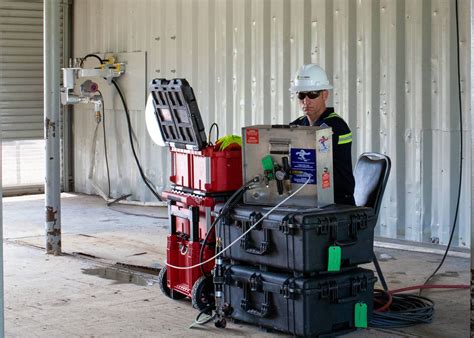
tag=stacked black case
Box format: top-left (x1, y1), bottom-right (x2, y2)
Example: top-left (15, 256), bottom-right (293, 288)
top-left (223, 265), bottom-right (375, 337)
top-left (222, 204), bottom-right (376, 273)
top-left (218, 203), bottom-right (377, 337)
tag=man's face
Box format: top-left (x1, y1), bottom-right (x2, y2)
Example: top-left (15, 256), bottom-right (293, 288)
top-left (298, 90), bottom-right (328, 121)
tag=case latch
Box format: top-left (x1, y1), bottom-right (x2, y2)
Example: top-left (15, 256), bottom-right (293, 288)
top-left (320, 281), bottom-right (339, 302)
top-left (249, 273), bottom-right (263, 292)
top-left (328, 281), bottom-right (339, 302)
top-left (351, 277), bottom-right (368, 296)
top-left (316, 216), bottom-right (338, 236)
top-left (351, 213), bottom-right (368, 234)
top-left (317, 217), bottom-right (330, 235)
top-left (249, 211), bottom-right (263, 230)
top-left (279, 214), bottom-right (295, 234)
top-left (280, 281), bottom-right (294, 299)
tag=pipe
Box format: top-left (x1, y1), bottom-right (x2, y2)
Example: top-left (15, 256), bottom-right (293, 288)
top-left (44, 0), bottom-right (61, 255)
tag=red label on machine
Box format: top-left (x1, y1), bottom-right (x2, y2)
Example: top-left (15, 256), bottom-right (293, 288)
top-left (246, 128), bottom-right (259, 144)
top-left (322, 169), bottom-right (331, 189)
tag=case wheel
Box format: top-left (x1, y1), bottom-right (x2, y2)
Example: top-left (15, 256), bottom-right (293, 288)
top-left (158, 266), bottom-right (186, 300)
top-left (214, 317), bottom-right (226, 328)
top-left (191, 275), bottom-right (215, 310)
top-left (222, 303), bottom-right (233, 316)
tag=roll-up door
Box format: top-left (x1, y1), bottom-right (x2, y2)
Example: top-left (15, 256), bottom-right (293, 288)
top-left (0, 0), bottom-right (45, 140)
top-left (0, 0), bottom-right (67, 193)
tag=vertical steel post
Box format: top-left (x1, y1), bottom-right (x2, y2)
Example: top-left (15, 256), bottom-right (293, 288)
top-left (44, 0), bottom-right (61, 255)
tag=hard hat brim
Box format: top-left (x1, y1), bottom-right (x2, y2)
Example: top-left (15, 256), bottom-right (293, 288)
top-left (289, 84), bottom-right (333, 93)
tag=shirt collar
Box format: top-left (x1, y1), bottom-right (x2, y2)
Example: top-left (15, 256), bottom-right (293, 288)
top-left (312, 107), bottom-right (334, 126)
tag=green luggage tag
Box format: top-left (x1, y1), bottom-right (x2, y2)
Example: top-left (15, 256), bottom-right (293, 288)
top-left (327, 245), bottom-right (341, 272)
top-left (354, 302), bottom-right (368, 328)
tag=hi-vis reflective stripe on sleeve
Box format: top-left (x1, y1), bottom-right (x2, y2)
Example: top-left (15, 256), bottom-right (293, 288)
top-left (338, 132), bottom-right (352, 144)
top-left (325, 113), bottom-right (340, 119)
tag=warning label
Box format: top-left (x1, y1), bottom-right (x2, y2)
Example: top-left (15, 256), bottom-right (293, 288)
top-left (290, 148), bottom-right (316, 185)
top-left (322, 168), bottom-right (331, 189)
top-left (246, 128), bottom-right (259, 144)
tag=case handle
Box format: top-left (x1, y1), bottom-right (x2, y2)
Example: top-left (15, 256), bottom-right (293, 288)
top-left (328, 217), bottom-right (359, 247)
top-left (240, 227), bottom-right (269, 255)
top-left (245, 303), bottom-right (269, 317)
top-left (322, 278), bottom-right (368, 303)
top-left (333, 213), bottom-right (369, 245)
top-left (241, 284), bottom-right (270, 318)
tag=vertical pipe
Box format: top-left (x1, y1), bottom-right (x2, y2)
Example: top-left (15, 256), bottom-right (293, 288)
top-left (62, 0), bottom-right (73, 192)
top-left (44, 0), bottom-right (61, 255)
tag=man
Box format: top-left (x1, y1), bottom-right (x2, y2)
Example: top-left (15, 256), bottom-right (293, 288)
top-left (289, 64), bottom-right (355, 205)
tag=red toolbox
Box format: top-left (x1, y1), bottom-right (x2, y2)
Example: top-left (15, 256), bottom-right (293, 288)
top-left (148, 79), bottom-right (242, 195)
top-left (162, 189), bottom-right (229, 241)
top-left (166, 235), bottom-right (214, 293)
top-left (170, 146), bottom-right (242, 194)
top-left (159, 189), bottom-right (232, 309)
top-left (159, 234), bottom-right (215, 309)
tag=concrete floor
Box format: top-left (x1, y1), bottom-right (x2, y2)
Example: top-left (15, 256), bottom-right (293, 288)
top-left (3, 193), bottom-right (470, 337)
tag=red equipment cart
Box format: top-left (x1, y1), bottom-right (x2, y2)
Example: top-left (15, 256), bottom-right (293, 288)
top-left (149, 79), bottom-right (242, 309)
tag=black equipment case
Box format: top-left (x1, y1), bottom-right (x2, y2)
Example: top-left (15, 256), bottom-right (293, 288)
top-left (223, 264), bottom-right (376, 337)
top-left (220, 204), bottom-right (377, 274)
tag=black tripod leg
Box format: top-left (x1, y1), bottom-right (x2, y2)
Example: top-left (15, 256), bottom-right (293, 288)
top-left (373, 251), bottom-right (388, 292)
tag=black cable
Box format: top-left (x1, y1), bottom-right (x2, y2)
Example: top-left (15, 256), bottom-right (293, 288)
top-left (198, 177), bottom-right (258, 276)
top-left (422, 0), bottom-right (463, 288)
top-left (97, 90), bottom-right (111, 198)
top-left (107, 204), bottom-right (168, 219)
top-left (80, 54), bottom-right (103, 67)
top-left (208, 123), bottom-right (219, 145)
top-left (198, 186), bottom-right (246, 276)
top-left (373, 253), bottom-right (388, 292)
top-left (111, 79), bottom-right (163, 202)
top-left (370, 293), bottom-right (434, 328)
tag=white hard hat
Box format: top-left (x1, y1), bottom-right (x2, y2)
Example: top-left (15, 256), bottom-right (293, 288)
top-left (290, 64), bottom-right (333, 93)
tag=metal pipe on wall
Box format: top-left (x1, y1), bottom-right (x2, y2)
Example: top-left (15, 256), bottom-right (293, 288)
top-left (44, 0), bottom-right (61, 255)
top-left (61, 0), bottom-right (73, 192)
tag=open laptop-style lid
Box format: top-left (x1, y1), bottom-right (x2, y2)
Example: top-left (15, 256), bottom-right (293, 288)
top-left (148, 78), bottom-right (207, 150)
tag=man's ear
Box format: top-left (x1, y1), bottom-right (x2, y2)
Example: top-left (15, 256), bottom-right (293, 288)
top-left (322, 90), bottom-right (329, 101)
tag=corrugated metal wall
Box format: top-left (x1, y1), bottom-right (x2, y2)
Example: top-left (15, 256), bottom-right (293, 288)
top-left (72, 0), bottom-right (471, 248)
top-left (471, 0), bottom-right (474, 265)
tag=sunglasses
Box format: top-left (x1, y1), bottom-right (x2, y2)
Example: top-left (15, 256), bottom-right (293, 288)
top-left (297, 91), bottom-right (323, 100)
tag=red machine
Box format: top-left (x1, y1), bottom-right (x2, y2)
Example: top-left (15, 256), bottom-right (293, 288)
top-left (149, 79), bottom-right (242, 310)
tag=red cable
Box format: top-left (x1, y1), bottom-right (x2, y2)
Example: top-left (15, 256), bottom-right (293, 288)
top-left (374, 290), bottom-right (392, 312)
top-left (389, 284), bottom-right (469, 294)
top-left (373, 284), bottom-right (469, 312)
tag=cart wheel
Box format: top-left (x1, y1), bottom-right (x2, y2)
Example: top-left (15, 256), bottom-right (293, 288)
top-left (214, 317), bottom-right (227, 328)
top-left (158, 266), bottom-right (186, 300)
top-left (191, 275), bottom-right (215, 310)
